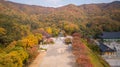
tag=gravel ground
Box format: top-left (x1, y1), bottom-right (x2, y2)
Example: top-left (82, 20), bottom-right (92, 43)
top-left (40, 38), bottom-right (77, 67)
top-left (104, 58), bottom-right (120, 67)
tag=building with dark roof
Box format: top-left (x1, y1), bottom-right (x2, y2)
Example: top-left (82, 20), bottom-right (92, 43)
top-left (100, 32), bottom-right (120, 42)
top-left (99, 43), bottom-right (116, 55)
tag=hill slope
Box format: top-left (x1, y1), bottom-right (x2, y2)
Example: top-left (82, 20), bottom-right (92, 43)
top-left (0, 0), bottom-right (120, 67)
top-left (0, 0), bottom-right (120, 22)
top-left (0, 0), bottom-right (120, 42)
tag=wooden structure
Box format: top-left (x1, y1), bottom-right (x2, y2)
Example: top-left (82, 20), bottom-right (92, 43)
top-left (100, 32), bottom-right (120, 42)
top-left (98, 32), bottom-right (120, 55)
top-left (99, 43), bottom-right (116, 55)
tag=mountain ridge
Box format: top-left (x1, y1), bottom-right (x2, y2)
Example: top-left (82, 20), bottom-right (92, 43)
top-left (1, 0), bottom-right (120, 8)
top-left (0, 0), bottom-right (120, 15)
top-left (0, 0), bottom-right (120, 46)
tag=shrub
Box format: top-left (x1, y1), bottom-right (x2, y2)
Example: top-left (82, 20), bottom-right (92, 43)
top-left (26, 46), bottom-right (39, 63)
top-left (72, 36), bottom-right (93, 67)
top-left (64, 38), bottom-right (72, 45)
top-left (87, 43), bottom-right (100, 54)
top-left (0, 49), bottom-right (29, 67)
top-left (0, 51), bottom-right (22, 67)
top-left (43, 39), bottom-right (54, 44)
top-left (4, 41), bottom-right (16, 53)
top-left (72, 33), bottom-right (110, 67)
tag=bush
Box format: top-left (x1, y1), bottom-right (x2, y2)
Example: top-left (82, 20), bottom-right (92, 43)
top-left (0, 33), bottom-right (39, 67)
top-left (87, 43), bottom-right (100, 54)
top-left (64, 38), bottom-right (72, 45)
top-left (0, 49), bottom-right (29, 67)
top-left (0, 51), bottom-right (22, 67)
top-left (43, 39), bottom-right (54, 44)
top-left (4, 41), bottom-right (16, 53)
top-left (15, 50), bottom-right (29, 62)
top-left (72, 34), bottom-right (110, 67)
top-left (26, 46), bottom-right (39, 63)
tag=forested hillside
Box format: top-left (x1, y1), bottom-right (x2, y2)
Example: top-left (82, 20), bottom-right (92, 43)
top-left (0, 0), bottom-right (120, 66)
top-left (0, 0), bottom-right (120, 39)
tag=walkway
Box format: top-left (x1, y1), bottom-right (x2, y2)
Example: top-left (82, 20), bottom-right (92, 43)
top-left (40, 37), bottom-right (77, 67)
top-left (105, 58), bottom-right (120, 67)
top-left (29, 51), bottom-right (46, 67)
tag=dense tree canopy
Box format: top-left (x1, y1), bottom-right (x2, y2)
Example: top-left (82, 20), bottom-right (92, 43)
top-left (0, 0), bottom-right (120, 66)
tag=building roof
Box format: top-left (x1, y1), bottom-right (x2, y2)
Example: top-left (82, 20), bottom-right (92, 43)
top-left (100, 32), bottom-right (120, 39)
top-left (99, 43), bottom-right (116, 52)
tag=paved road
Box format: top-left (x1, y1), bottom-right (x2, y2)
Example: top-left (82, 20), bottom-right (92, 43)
top-left (40, 38), bottom-right (77, 67)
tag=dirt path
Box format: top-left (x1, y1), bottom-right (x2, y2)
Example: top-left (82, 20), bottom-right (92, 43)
top-left (29, 51), bottom-right (46, 67)
top-left (39, 38), bottom-right (77, 67)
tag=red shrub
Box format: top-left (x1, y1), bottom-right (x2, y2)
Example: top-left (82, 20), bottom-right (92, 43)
top-left (72, 34), bottom-right (93, 67)
top-left (27, 46), bottom-right (39, 63)
top-left (72, 33), bottom-right (81, 37)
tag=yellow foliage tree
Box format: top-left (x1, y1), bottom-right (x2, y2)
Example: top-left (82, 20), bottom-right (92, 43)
top-left (0, 51), bottom-right (22, 67)
top-left (45, 27), bottom-right (52, 34)
top-left (35, 33), bottom-right (42, 41)
top-left (5, 41), bottom-right (17, 52)
top-left (21, 34), bottom-right (38, 48)
top-left (52, 28), bottom-right (60, 37)
top-left (0, 27), bottom-right (6, 35)
top-left (64, 22), bottom-right (79, 34)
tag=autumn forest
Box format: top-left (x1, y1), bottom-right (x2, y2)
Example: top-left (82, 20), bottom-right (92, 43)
top-left (0, 0), bottom-right (120, 67)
